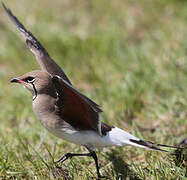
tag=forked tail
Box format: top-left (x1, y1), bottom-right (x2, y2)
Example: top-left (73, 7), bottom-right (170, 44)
top-left (107, 127), bottom-right (184, 152)
top-left (129, 139), bottom-right (182, 152)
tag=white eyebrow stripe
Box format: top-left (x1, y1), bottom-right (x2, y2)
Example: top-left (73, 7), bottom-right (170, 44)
top-left (27, 78), bottom-right (35, 83)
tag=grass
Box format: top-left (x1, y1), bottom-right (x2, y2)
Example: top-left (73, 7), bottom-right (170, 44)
top-left (0, 0), bottom-right (187, 179)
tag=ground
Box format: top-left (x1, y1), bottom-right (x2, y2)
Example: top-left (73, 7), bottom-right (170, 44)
top-left (0, 0), bottom-right (186, 179)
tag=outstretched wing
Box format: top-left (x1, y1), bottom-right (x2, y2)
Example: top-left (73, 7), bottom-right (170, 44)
top-left (2, 3), bottom-right (71, 84)
top-left (52, 76), bottom-right (105, 135)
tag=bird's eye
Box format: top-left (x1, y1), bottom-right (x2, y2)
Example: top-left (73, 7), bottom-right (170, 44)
top-left (25, 76), bottom-right (35, 83)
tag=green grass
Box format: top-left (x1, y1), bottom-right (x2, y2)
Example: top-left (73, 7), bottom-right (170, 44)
top-left (0, 0), bottom-right (187, 179)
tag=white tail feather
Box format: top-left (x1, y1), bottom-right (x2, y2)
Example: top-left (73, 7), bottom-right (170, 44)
top-left (101, 127), bottom-right (148, 148)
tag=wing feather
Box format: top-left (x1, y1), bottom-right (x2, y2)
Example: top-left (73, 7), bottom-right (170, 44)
top-left (2, 3), bottom-right (71, 84)
top-left (52, 76), bottom-right (103, 135)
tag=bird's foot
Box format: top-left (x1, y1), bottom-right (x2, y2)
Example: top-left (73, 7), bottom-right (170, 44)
top-left (55, 153), bottom-right (73, 164)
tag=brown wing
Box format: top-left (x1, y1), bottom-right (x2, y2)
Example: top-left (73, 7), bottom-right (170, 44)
top-left (101, 123), bottom-right (114, 136)
top-left (52, 76), bottom-right (104, 135)
top-left (2, 3), bottom-right (71, 84)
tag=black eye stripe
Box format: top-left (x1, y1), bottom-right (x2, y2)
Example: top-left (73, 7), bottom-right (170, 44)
top-left (25, 76), bottom-right (35, 83)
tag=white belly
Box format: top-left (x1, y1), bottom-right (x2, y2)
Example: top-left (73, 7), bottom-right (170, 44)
top-left (46, 127), bottom-right (141, 149)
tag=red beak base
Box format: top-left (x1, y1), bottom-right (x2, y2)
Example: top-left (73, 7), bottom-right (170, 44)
top-left (10, 78), bottom-right (24, 84)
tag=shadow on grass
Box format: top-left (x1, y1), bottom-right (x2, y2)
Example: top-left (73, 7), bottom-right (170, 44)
top-left (174, 138), bottom-right (187, 177)
top-left (106, 150), bottom-right (142, 180)
top-left (51, 166), bottom-right (71, 180)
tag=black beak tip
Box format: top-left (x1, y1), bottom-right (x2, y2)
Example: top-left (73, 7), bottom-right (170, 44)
top-left (10, 78), bottom-right (19, 83)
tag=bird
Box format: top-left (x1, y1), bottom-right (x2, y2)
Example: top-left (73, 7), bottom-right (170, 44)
top-left (3, 3), bottom-right (182, 179)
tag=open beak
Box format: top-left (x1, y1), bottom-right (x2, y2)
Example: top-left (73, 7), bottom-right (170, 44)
top-left (10, 78), bottom-right (24, 84)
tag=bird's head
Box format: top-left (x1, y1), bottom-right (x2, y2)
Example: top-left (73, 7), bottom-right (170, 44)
top-left (10, 70), bottom-right (56, 100)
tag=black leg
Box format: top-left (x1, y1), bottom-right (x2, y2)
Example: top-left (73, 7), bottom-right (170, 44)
top-left (55, 152), bottom-right (91, 163)
top-left (55, 147), bottom-right (104, 179)
top-left (88, 149), bottom-right (104, 179)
